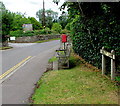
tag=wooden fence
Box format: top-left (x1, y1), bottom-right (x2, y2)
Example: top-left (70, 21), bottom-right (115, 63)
top-left (100, 47), bottom-right (116, 80)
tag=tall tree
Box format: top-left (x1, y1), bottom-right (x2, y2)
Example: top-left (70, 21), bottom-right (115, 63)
top-left (46, 9), bottom-right (58, 29)
top-left (36, 9), bottom-right (58, 29)
top-left (0, 1), bottom-right (5, 10)
top-left (36, 9), bottom-right (43, 24)
top-left (11, 12), bottom-right (31, 31)
top-left (53, 0), bottom-right (60, 5)
top-left (58, 12), bottom-right (68, 29)
top-left (1, 2), bottom-right (14, 47)
top-left (28, 17), bottom-right (42, 30)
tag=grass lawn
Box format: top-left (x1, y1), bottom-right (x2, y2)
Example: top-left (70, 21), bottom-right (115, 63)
top-left (31, 55), bottom-right (119, 104)
top-left (34, 38), bottom-right (60, 43)
top-left (0, 46), bottom-right (13, 50)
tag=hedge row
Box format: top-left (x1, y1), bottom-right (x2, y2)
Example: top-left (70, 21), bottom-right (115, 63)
top-left (10, 29), bottom-right (70, 37)
top-left (71, 15), bottom-right (120, 72)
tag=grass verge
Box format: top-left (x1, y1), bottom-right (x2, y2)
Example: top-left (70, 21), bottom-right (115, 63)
top-left (0, 46), bottom-right (13, 50)
top-left (34, 38), bottom-right (60, 43)
top-left (31, 54), bottom-right (119, 104)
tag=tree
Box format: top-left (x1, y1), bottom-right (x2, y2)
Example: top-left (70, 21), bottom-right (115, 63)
top-left (1, 2), bottom-right (14, 47)
top-left (46, 9), bottom-right (58, 29)
top-left (53, 0), bottom-right (60, 5)
top-left (36, 9), bottom-right (43, 24)
top-left (36, 9), bottom-right (58, 29)
top-left (52, 23), bottom-right (62, 33)
top-left (11, 12), bottom-right (31, 31)
top-left (0, 1), bottom-right (5, 10)
top-left (28, 17), bottom-right (42, 30)
top-left (58, 12), bottom-right (68, 29)
top-left (0, 2), bottom-right (4, 44)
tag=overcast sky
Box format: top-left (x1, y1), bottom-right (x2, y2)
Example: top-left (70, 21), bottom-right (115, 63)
top-left (1, 0), bottom-right (66, 19)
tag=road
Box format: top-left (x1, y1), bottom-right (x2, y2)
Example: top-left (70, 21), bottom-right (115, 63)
top-left (1, 40), bottom-right (60, 104)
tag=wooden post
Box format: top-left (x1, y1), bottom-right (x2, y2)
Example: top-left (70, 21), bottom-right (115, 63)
top-left (102, 47), bottom-right (106, 75)
top-left (111, 50), bottom-right (115, 80)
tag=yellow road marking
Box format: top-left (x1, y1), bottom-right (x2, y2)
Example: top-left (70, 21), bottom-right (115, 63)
top-left (0, 56), bottom-right (32, 79)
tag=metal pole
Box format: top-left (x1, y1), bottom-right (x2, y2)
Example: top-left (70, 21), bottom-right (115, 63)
top-left (64, 43), bottom-right (65, 50)
top-left (43, 0), bottom-right (45, 28)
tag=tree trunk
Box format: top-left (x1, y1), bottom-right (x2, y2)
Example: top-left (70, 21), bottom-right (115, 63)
top-left (2, 40), bottom-right (8, 47)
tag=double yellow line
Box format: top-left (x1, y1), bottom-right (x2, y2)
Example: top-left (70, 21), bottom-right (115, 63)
top-left (0, 56), bottom-right (32, 80)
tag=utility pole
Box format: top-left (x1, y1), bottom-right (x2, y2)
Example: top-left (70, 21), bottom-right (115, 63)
top-left (43, 0), bottom-right (45, 28)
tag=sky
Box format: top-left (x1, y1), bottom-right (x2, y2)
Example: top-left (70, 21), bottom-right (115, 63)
top-left (1, 0), bottom-right (66, 19)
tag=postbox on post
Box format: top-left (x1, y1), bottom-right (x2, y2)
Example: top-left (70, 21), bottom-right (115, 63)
top-left (61, 34), bottom-right (67, 50)
top-left (61, 34), bottom-right (67, 43)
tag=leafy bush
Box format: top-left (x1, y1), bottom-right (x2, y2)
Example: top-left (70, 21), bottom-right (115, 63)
top-left (52, 23), bottom-right (62, 33)
top-left (60, 29), bottom-right (70, 34)
top-left (70, 15), bottom-right (120, 73)
top-left (10, 28), bottom-right (54, 37)
top-left (51, 30), bottom-right (58, 34)
top-left (22, 31), bottom-right (34, 36)
top-left (39, 29), bottom-right (46, 34)
top-left (69, 55), bottom-right (81, 68)
top-left (10, 30), bottom-right (23, 37)
top-left (34, 28), bottom-right (52, 35)
top-left (65, 23), bottom-right (71, 30)
top-left (48, 56), bottom-right (58, 63)
top-left (44, 27), bottom-right (52, 34)
top-left (10, 30), bottom-right (35, 37)
top-left (34, 30), bottom-right (42, 35)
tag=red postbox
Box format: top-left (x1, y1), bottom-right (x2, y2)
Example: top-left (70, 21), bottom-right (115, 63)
top-left (61, 34), bottom-right (67, 43)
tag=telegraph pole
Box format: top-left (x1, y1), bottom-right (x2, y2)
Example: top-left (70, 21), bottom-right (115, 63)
top-left (43, 0), bottom-right (45, 28)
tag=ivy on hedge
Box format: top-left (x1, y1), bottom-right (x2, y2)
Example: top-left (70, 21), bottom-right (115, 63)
top-left (70, 14), bottom-right (120, 72)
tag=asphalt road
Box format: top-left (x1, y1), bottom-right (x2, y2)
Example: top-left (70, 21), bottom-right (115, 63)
top-left (1, 40), bottom-right (60, 104)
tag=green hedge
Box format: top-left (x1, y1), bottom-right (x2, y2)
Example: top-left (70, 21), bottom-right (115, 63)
top-left (10, 30), bottom-right (35, 37)
top-left (71, 15), bottom-right (120, 73)
top-left (10, 30), bottom-right (23, 37)
top-left (10, 28), bottom-right (52, 37)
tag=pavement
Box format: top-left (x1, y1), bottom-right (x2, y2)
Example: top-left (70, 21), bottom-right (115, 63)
top-left (1, 40), bottom-right (60, 104)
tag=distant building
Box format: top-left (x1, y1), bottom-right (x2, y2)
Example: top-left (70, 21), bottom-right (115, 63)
top-left (22, 24), bottom-right (33, 32)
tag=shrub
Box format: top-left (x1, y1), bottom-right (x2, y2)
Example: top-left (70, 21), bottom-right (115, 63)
top-left (34, 30), bottom-right (42, 35)
top-left (10, 30), bottom-right (23, 37)
top-left (52, 23), bottom-right (62, 34)
top-left (35, 28), bottom-right (52, 35)
top-left (51, 30), bottom-right (58, 34)
top-left (10, 30), bottom-right (34, 37)
top-left (39, 29), bottom-right (46, 34)
top-left (10, 27), bottom-right (59, 37)
top-left (60, 29), bottom-right (70, 34)
top-left (65, 23), bottom-right (71, 30)
top-left (23, 31), bottom-right (34, 36)
top-left (71, 15), bottom-right (120, 73)
top-left (44, 27), bottom-right (51, 34)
